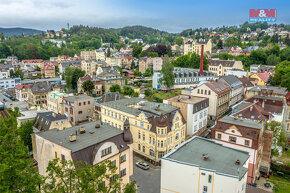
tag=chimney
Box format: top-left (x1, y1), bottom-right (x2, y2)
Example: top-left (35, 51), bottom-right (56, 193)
top-left (80, 126), bottom-right (86, 134)
top-left (250, 106), bottom-right (253, 111)
top-left (69, 133), bottom-right (77, 142)
top-left (200, 45), bottom-right (204, 76)
top-left (189, 95), bottom-right (192, 99)
top-left (262, 100), bottom-right (265, 108)
top-left (235, 160), bottom-right (240, 165)
top-left (95, 123), bottom-right (100, 128)
top-left (202, 153), bottom-right (209, 160)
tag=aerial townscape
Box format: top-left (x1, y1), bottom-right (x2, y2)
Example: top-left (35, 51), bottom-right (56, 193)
top-left (0, 1), bottom-right (290, 193)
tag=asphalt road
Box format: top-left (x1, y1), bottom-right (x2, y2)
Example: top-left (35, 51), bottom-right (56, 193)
top-left (131, 158), bottom-right (161, 193)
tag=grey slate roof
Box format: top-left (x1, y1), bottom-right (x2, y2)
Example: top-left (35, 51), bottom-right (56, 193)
top-left (102, 98), bottom-right (178, 117)
top-left (163, 136), bottom-right (249, 180)
top-left (36, 121), bottom-right (123, 153)
top-left (95, 92), bottom-right (125, 104)
top-left (34, 112), bottom-right (68, 132)
top-left (29, 81), bottom-right (53, 94)
top-left (219, 115), bottom-right (263, 129)
top-left (220, 75), bottom-right (243, 88)
top-left (249, 85), bottom-right (288, 95)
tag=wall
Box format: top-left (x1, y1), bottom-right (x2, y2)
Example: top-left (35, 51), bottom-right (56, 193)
top-left (161, 159), bottom-right (247, 193)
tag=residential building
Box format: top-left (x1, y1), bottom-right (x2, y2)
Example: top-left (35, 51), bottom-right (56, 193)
top-left (139, 57), bottom-right (153, 74)
top-left (184, 39), bottom-right (212, 55)
top-left (219, 75), bottom-right (243, 106)
top-left (106, 57), bottom-right (122, 67)
top-left (238, 77), bottom-right (254, 96)
top-left (94, 92), bottom-right (125, 120)
top-left (0, 78), bottom-right (21, 89)
top-left (95, 66), bottom-right (125, 92)
top-left (250, 72), bottom-right (270, 86)
top-left (32, 120), bottom-right (133, 187)
top-left (59, 60), bottom-right (82, 74)
top-left (41, 64), bottom-right (55, 78)
top-left (47, 91), bottom-right (71, 114)
top-left (16, 108), bottom-right (50, 127)
top-left (80, 50), bottom-right (106, 61)
top-left (153, 67), bottom-right (217, 90)
top-left (250, 65), bottom-right (260, 74)
top-left (211, 116), bottom-right (273, 183)
top-left (101, 98), bottom-right (187, 165)
top-left (161, 136), bottom-right (249, 193)
top-left (164, 95), bottom-right (209, 136)
top-left (152, 57), bottom-right (163, 71)
top-left (33, 112), bottom-right (71, 132)
top-left (77, 75), bottom-right (102, 95)
top-left (225, 69), bottom-right (248, 78)
top-left (208, 59), bottom-right (244, 76)
top-left (81, 60), bottom-right (107, 75)
top-left (15, 84), bottom-right (31, 101)
top-left (22, 59), bottom-right (44, 69)
top-left (245, 85), bottom-right (288, 100)
top-left (250, 65), bottom-right (275, 74)
top-left (190, 80), bottom-right (230, 120)
top-left (232, 96), bottom-right (285, 123)
top-left (27, 81), bottom-right (53, 107)
top-left (63, 95), bottom-right (94, 125)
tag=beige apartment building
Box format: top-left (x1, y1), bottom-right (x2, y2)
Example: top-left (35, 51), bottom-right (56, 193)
top-left (101, 98), bottom-right (186, 165)
top-left (208, 59), bottom-right (244, 76)
top-left (28, 81), bottom-right (53, 107)
top-left (32, 121), bottom-right (133, 188)
top-left (80, 50), bottom-right (106, 61)
top-left (190, 80), bottom-right (230, 120)
top-left (47, 90), bottom-right (71, 114)
top-left (183, 39), bottom-right (212, 55)
top-left (81, 60), bottom-right (107, 75)
top-left (63, 95), bottom-right (94, 125)
top-left (106, 57), bottom-right (122, 67)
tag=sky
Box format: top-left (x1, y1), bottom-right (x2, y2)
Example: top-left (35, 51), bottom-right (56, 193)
top-left (0, 0), bottom-right (289, 33)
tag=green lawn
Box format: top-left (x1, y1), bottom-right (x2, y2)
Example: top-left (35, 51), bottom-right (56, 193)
top-left (269, 175), bottom-right (290, 193)
top-left (272, 150), bottom-right (290, 167)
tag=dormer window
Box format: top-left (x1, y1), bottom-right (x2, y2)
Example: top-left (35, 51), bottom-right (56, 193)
top-left (101, 146), bottom-right (112, 157)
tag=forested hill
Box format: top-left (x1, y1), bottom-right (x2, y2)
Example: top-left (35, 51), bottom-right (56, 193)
top-left (67, 25), bottom-right (171, 43)
top-left (0, 27), bottom-right (43, 36)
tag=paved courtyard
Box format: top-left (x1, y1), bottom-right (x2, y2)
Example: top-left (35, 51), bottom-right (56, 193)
top-left (131, 157), bottom-right (161, 193)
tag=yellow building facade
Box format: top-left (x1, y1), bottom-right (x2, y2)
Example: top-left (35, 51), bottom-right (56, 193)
top-left (101, 98), bottom-right (186, 165)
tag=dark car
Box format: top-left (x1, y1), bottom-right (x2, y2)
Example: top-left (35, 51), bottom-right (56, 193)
top-left (136, 162), bottom-right (150, 170)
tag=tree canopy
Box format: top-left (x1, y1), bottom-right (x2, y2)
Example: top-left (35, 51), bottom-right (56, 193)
top-left (159, 58), bottom-right (175, 89)
top-left (82, 80), bottom-right (95, 94)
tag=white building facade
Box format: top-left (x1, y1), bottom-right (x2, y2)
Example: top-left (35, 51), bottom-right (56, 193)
top-left (161, 137), bottom-right (249, 193)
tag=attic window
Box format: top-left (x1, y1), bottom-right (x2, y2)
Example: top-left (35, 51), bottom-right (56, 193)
top-left (231, 130), bottom-right (235, 133)
top-left (250, 115), bottom-right (255, 119)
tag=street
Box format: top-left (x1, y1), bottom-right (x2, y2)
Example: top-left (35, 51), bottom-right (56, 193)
top-left (131, 157), bottom-right (161, 193)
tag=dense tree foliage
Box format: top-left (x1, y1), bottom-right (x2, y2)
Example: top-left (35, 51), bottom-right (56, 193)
top-left (64, 67), bottom-right (85, 90)
top-left (43, 159), bottom-right (136, 193)
top-left (18, 120), bottom-right (35, 151)
top-left (159, 58), bottom-right (175, 88)
top-left (171, 53), bottom-right (208, 70)
top-left (270, 61), bottom-right (290, 90)
top-left (109, 84), bottom-right (121, 92)
top-left (82, 80), bottom-right (95, 94)
top-left (0, 115), bottom-right (43, 192)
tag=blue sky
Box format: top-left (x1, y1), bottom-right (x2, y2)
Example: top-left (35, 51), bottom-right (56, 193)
top-left (0, 0), bottom-right (289, 32)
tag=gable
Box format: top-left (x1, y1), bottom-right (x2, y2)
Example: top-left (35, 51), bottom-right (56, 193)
top-left (225, 125), bottom-right (242, 136)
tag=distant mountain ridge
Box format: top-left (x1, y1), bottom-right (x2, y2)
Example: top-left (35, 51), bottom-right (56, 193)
top-left (0, 27), bottom-right (43, 37)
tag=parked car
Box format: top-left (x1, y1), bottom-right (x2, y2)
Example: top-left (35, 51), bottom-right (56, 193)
top-left (136, 162), bottom-right (150, 170)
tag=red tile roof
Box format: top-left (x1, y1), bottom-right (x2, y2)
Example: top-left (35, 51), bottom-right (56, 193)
top-left (15, 84), bottom-right (32, 90)
top-left (42, 64), bottom-right (55, 71)
top-left (79, 75), bottom-right (92, 81)
top-left (205, 80), bottom-right (230, 94)
top-left (22, 59), bottom-right (43, 63)
top-left (257, 72), bottom-right (270, 83)
top-left (233, 103), bottom-right (270, 122)
top-left (238, 77), bottom-right (254, 87)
